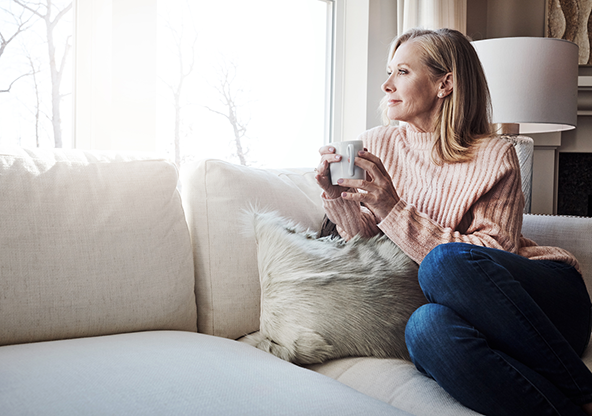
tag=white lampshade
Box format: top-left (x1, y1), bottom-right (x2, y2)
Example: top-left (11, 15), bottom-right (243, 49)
top-left (472, 37), bottom-right (578, 134)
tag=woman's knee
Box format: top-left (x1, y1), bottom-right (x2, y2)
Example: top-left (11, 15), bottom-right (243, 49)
top-left (406, 303), bottom-right (482, 374)
top-left (406, 304), bottom-right (456, 361)
top-left (418, 243), bottom-right (474, 298)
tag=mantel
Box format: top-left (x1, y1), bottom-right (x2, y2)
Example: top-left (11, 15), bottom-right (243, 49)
top-left (578, 76), bottom-right (592, 116)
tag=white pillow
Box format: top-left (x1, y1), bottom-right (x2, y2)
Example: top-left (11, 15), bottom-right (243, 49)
top-left (242, 210), bottom-right (426, 364)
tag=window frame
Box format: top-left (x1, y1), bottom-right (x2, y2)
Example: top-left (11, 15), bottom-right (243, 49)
top-left (329, 0), bottom-right (370, 144)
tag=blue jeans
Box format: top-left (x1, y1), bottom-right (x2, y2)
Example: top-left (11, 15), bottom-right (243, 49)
top-left (405, 243), bottom-right (592, 416)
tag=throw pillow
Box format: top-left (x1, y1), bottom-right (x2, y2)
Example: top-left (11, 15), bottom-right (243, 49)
top-left (242, 209), bottom-right (427, 365)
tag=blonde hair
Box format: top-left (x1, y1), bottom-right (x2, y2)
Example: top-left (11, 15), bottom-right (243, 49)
top-left (381, 28), bottom-right (492, 163)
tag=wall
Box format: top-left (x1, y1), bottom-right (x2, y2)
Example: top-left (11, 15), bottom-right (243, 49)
top-left (467, 0), bottom-right (546, 39)
top-left (366, 0), bottom-right (398, 130)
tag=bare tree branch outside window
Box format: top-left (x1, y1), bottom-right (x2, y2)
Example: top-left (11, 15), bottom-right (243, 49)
top-left (158, 5), bottom-right (198, 167)
top-left (12, 0), bottom-right (72, 148)
top-left (0, 4), bottom-right (36, 93)
top-left (25, 53), bottom-right (42, 146)
top-left (205, 61), bottom-right (252, 166)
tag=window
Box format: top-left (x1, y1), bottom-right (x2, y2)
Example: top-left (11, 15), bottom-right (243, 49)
top-left (155, 0), bottom-right (331, 168)
top-left (2, 0), bottom-right (375, 170)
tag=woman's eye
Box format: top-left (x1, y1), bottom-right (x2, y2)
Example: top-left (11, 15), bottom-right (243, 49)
top-left (398, 69), bottom-right (408, 75)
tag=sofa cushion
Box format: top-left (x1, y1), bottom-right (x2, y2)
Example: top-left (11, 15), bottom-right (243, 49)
top-left (0, 331), bottom-right (411, 416)
top-left (0, 148), bottom-right (196, 346)
top-left (522, 214), bottom-right (592, 298)
top-left (308, 357), bottom-right (483, 416)
top-left (180, 159), bottom-right (325, 339)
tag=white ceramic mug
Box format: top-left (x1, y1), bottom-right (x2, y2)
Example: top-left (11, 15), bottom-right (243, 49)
top-left (330, 140), bottom-right (366, 185)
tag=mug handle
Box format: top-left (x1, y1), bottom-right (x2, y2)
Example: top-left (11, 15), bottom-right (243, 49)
top-left (347, 144), bottom-right (355, 176)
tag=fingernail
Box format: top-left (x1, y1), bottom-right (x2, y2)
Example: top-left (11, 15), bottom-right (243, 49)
top-left (329, 147), bottom-right (334, 152)
top-left (337, 179), bottom-right (344, 184)
top-left (335, 155), bottom-right (341, 160)
top-left (359, 150), bottom-right (365, 156)
top-left (341, 192), bottom-right (347, 198)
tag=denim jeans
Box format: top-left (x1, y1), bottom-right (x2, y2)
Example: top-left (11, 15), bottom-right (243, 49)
top-left (405, 243), bottom-right (592, 416)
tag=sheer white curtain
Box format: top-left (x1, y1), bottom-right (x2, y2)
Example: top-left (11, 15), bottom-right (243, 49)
top-left (397, 0), bottom-right (466, 36)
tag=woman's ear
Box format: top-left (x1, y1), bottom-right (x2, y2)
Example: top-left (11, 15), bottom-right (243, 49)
top-left (438, 72), bottom-right (454, 97)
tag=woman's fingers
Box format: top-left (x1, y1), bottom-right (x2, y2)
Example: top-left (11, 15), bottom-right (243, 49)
top-left (319, 145), bottom-right (342, 162)
top-left (355, 151), bottom-right (390, 182)
top-left (337, 150), bottom-right (399, 221)
top-left (315, 159), bottom-right (344, 200)
top-left (318, 145), bottom-right (335, 155)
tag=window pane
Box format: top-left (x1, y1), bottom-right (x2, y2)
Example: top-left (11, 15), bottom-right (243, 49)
top-left (0, 0), bottom-right (74, 149)
top-left (156, 0), bottom-right (329, 168)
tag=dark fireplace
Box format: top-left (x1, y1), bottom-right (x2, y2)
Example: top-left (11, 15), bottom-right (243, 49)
top-left (557, 153), bottom-right (592, 217)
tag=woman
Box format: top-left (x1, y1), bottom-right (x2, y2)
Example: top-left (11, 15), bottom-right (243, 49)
top-left (315, 28), bottom-right (592, 415)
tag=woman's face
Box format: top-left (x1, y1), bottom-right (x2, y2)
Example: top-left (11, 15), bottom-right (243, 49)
top-left (382, 40), bottom-right (446, 132)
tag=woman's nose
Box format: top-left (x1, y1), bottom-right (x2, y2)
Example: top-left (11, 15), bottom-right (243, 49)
top-left (382, 73), bottom-right (395, 93)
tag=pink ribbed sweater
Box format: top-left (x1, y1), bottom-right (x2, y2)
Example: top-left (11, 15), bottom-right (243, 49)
top-left (323, 124), bottom-right (579, 271)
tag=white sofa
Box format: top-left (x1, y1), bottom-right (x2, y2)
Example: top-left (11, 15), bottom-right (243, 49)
top-left (1, 148), bottom-right (591, 416)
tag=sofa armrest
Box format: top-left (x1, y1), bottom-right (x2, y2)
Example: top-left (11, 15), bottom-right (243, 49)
top-left (522, 214), bottom-right (592, 296)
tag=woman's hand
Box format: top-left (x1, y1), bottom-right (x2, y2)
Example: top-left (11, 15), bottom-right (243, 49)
top-left (337, 150), bottom-right (400, 222)
top-left (315, 145), bottom-right (348, 199)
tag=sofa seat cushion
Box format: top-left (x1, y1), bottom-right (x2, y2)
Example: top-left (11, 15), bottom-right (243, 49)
top-left (0, 331), bottom-right (411, 416)
top-left (0, 148), bottom-right (196, 346)
top-left (308, 357), bottom-right (483, 416)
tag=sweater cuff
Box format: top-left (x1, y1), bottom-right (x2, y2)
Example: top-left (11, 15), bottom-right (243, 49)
top-left (322, 194), bottom-right (361, 236)
top-left (377, 198), bottom-right (407, 231)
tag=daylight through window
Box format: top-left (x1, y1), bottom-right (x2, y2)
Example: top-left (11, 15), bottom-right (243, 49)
top-left (156, 0), bottom-right (331, 168)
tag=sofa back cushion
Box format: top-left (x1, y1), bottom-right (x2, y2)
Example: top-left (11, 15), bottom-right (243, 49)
top-left (181, 159), bottom-right (325, 339)
top-left (0, 148), bottom-right (197, 346)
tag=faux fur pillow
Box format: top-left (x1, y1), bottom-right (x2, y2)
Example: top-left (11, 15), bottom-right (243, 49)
top-left (243, 210), bottom-right (426, 365)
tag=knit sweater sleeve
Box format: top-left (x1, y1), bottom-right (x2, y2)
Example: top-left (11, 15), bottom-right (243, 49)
top-left (378, 142), bottom-right (524, 264)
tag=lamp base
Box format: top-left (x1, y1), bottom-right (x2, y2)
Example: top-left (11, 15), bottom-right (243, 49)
top-left (498, 134), bottom-right (534, 214)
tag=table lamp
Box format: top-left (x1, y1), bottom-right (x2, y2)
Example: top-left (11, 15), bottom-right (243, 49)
top-left (471, 37), bottom-right (578, 213)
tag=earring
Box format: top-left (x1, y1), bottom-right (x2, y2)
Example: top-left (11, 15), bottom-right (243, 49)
top-left (438, 92), bottom-right (444, 98)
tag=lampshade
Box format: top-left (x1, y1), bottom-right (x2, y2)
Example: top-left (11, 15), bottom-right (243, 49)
top-left (471, 37), bottom-right (578, 134)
